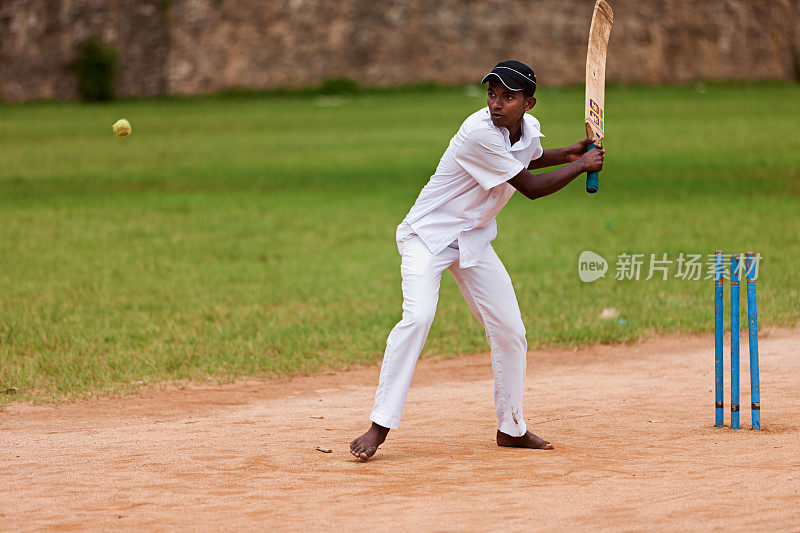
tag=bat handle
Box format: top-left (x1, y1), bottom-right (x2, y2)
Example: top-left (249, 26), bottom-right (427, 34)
top-left (585, 143), bottom-right (599, 194)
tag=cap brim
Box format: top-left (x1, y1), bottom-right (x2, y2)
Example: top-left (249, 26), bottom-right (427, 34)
top-left (481, 72), bottom-right (524, 91)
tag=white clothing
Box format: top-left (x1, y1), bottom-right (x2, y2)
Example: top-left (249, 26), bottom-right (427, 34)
top-left (396, 107), bottom-right (544, 268)
top-left (371, 108), bottom-right (545, 437)
top-left (370, 234), bottom-right (529, 437)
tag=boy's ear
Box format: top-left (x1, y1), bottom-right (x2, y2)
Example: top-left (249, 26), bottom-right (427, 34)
top-left (525, 96), bottom-right (537, 111)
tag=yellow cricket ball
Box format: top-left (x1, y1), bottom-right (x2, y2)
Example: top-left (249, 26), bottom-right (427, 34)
top-left (112, 119), bottom-right (131, 137)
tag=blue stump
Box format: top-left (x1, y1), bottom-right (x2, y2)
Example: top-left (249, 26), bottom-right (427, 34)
top-left (730, 254), bottom-right (740, 429)
top-left (714, 251), bottom-right (724, 427)
top-left (746, 252), bottom-right (761, 430)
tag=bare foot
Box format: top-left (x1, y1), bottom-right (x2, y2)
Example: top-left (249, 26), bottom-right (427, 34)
top-left (350, 422), bottom-right (389, 460)
top-left (496, 430), bottom-right (554, 450)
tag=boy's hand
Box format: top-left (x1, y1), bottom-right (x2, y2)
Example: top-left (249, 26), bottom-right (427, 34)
top-left (579, 146), bottom-right (605, 173)
top-left (565, 138), bottom-right (602, 162)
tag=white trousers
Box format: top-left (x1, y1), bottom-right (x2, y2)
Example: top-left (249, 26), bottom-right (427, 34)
top-left (370, 235), bottom-right (528, 437)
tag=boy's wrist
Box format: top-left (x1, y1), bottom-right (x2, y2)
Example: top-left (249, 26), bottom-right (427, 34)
top-left (569, 158), bottom-right (587, 174)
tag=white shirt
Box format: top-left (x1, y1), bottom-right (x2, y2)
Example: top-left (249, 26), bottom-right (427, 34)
top-left (396, 107), bottom-right (544, 268)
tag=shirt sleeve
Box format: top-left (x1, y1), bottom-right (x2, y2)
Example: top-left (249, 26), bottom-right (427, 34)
top-left (529, 137), bottom-right (544, 163)
top-left (528, 116), bottom-right (545, 163)
top-left (454, 129), bottom-right (525, 190)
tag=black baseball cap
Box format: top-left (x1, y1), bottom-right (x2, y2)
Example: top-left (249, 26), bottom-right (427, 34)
top-left (481, 60), bottom-right (536, 95)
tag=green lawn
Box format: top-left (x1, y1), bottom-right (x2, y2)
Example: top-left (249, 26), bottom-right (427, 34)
top-left (1, 82), bottom-right (799, 401)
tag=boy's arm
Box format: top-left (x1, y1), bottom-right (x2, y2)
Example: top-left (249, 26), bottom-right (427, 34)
top-left (510, 147), bottom-right (604, 200)
top-left (528, 138), bottom-right (596, 170)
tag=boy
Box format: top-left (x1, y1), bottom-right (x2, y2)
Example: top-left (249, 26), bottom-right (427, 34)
top-left (351, 60), bottom-right (604, 460)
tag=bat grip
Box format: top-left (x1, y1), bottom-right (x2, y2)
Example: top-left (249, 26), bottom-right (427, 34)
top-left (585, 143), bottom-right (599, 194)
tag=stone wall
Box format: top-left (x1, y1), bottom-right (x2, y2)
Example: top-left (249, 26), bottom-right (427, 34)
top-left (1, 0), bottom-right (798, 102)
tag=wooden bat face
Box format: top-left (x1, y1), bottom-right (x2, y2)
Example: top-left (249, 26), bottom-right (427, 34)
top-left (585, 0), bottom-right (613, 142)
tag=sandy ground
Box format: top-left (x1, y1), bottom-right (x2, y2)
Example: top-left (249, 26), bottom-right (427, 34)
top-left (2, 328), bottom-right (799, 531)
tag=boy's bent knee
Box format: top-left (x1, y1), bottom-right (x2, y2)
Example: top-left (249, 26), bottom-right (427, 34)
top-left (511, 323), bottom-right (527, 341)
top-left (402, 307), bottom-right (437, 328)
top-left (487, 321), bottom-right (526, 346)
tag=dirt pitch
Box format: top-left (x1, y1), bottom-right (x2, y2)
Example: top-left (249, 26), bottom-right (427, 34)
top-left (2, 329), bottom-right (799, 531)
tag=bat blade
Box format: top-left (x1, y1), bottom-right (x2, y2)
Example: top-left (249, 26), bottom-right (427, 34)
top-left (584, 0), bottom-right (613, 193)
top-left (585, 0), bottom-right (613, 142)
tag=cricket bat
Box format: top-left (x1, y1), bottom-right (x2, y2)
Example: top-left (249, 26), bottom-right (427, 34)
top-left (584, 0), bottom-right (613, 193)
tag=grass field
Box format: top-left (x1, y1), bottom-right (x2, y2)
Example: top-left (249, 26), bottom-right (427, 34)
top-left (1, 82), bottom-right (799, 401)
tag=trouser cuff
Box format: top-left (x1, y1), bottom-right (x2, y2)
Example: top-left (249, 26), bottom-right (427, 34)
top-left (498, 419), bottom-right (527, 437)
top-left (370, 410), bottom-right (401, 430)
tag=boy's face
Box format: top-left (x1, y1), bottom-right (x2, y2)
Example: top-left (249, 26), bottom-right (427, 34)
top-left (486, 80), bottom-right (536, 129)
